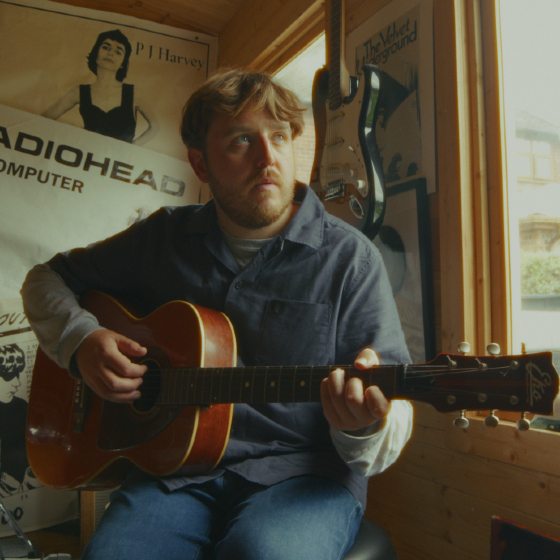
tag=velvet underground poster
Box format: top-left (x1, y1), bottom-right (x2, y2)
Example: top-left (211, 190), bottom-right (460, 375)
top-left (347, 0), bottom-right (435, 194)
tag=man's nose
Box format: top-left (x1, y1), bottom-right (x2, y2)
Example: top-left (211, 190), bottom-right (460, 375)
top-left (255, 136), bottom-right (276, 168)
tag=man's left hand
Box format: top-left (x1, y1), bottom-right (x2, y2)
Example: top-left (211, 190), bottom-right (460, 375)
top-left (320, 348), bottom-right (390, 433)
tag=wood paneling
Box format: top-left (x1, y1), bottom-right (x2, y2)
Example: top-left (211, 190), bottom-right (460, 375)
top-left (433, 0), bottom-right (478, 354)
top-left (366, 404), bottom-right (560, 559)
top-left (445, 416), bottom-right (560, 478)
top-left (48, 0), bottom-right (244, 35)
top-left (481, 0), bottom-right (514, 352)
top-left (217, 0), bottom-right (324, 70)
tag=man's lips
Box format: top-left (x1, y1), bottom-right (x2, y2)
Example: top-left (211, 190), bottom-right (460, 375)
top-left (256, 178), bottom-right (276, 186)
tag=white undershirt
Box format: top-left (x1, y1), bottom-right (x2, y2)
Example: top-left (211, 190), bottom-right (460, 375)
top-left (219, 225), bottom-right (272, 269)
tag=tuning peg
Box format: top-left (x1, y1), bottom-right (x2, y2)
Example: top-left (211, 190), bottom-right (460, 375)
top-left (516, 412), bottom-right (531, 432)
top-left (453, 410), bottom-right (469, 429)
top-left (484, 410), bottom-right (500, 428)
top-left (458, 342), bottom-right (471, 355)
top-left (487, 343), bottom-right (501, 356)
top-left (446, 355), bottom-right (457, 368)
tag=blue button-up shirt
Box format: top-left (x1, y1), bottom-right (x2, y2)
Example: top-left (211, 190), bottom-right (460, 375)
top-left (44, 186), bottom-right (410, 507)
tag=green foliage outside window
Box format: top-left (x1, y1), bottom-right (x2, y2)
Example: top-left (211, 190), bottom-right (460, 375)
top-left (520, 251), bottom-right (560, 294)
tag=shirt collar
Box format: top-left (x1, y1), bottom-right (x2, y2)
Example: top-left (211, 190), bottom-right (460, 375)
top-left (281, 185), bottom-right (325, 250)
top-left (180, 184), bottom-right (325, 250)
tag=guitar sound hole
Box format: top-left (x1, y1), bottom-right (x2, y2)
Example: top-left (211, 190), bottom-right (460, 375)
top-left (133, 359), bottom-right (161, 413)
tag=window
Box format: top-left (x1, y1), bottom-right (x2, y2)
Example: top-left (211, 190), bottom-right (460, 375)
top-left (459, 0), bottom-right (560, 428)
top-left (501, 0), bottom-right (560, 425)
top-left (434, 0), bottom-right (560, 431)
top-left (274, 36), bottom-right (325, 185)
top-left (515, 137), bottom-right (553, 181)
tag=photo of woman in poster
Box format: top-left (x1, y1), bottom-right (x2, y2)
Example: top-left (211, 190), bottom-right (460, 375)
top-left (42, 29), bottom-right (158, 145)
top-left (0, 344), bottom-right (39, 497)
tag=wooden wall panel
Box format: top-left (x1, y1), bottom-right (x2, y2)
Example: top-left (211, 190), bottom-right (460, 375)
top-left (380, 515), bottom-right (485, 560)
top-left (217, 0), bottom-right (324, 70)
top-left (445, 417), bottom-right (560, 478)
top-left (401, 438), bottom-right (560, 522)
top-left (47, 0), bottom-right (239, 34)
top-left (368, 459), bottom-right (560, 559)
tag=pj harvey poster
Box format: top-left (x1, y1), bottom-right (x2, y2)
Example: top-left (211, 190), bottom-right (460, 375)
top-left (0, 0), bottom-right (217, 162)
top-left (0, 0), bottom-right (217, 299)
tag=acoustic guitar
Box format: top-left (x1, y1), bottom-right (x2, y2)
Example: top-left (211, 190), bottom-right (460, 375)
top-left (26, 291), bottom-right (559, 490)
top-left (310, 0), bottom-right (386, 239)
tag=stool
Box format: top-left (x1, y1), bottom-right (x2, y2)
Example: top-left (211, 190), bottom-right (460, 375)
top-left (343, 518), bottom-right (397, 560)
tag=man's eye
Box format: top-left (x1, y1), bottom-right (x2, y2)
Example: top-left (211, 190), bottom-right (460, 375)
top-left (235, 135), bottom-right (250, 144)
top-left (274, 133), bottom-right (287, 143)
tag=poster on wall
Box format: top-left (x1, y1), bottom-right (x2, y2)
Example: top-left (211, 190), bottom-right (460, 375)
top-left (0, 0), bottom-right (217, 299)
top-left (0, 0), bottom-right (217, 536)
top-left (0, 0), bottom-right (217, 162)
top-left (373, 178), bottom-right (435, 363)
top-left (0, 298), bottom-right (78, 537)
top-left (346, 0), bottom-right (436, 194)
top-left (0, 105), bottom-right (210, 298)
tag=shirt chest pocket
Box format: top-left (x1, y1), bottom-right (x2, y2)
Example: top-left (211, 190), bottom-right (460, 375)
top-left (254, 299), bottom-right (332, 366)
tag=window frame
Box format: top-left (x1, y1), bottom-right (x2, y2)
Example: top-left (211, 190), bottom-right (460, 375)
top-left (516, 139), bottom-right (553, 181)
top-left (436, 0), bottom-right (560, 442)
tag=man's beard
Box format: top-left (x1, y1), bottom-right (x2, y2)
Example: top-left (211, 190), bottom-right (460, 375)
top-left (209, 169), bottom-right (296, 230)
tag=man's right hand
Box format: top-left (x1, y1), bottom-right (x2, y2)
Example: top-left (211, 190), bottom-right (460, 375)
top-left (75, 329), bottom-right (148, 403)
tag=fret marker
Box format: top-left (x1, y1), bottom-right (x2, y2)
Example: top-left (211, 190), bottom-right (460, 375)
top-left (270, 381), bottom-right (276, 387)
top-left (245, 382), bottom-right (250, 388)
top-left (300, 381), bottom-right (306, 387)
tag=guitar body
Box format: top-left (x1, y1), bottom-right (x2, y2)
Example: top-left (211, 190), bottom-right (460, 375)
top-left (26, 291), bottom-right (235, 490)
top-left (310, 63), bottom-right (386, 239)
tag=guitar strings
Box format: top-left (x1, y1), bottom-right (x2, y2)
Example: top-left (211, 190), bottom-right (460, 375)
top-left (135, 364), bottom-right (524, 402)
top-left (139, 364), bottom-right (516, 378)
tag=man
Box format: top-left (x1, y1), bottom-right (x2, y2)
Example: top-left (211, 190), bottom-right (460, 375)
top-left (22, 69), bottom-right (413, 560)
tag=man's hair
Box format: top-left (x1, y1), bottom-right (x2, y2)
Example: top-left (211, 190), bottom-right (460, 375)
top-left (180, 68), bottom-right (306, 150)
top-left (87, 29), bottom-right (132, 82)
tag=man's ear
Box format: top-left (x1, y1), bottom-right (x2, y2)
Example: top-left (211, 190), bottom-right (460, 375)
top-left (188, 147), bottom-right (209, 183)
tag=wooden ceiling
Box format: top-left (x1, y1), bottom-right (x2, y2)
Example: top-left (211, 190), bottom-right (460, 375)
top-left (50, 0), bottom-right (391, 73)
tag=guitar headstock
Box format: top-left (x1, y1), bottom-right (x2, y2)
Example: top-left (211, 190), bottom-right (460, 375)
top-left (401, 349), bottom-right (559, 420)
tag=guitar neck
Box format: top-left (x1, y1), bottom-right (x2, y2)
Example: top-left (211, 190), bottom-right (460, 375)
top-left (326, 0), bottom-right (350, 109)
top-left (145, 351), bottom-right (559, 416)
top-left (153, 365), bottom-right (401, 406)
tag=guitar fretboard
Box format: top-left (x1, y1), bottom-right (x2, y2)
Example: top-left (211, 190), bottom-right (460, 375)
top-left (328, 0), bottom-right (343, 111)
top-left (149, 365), bottom-right (400, 405)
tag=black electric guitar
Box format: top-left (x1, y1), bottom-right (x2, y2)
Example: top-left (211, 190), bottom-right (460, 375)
top-left (310, 0), bottom-right (386, 239)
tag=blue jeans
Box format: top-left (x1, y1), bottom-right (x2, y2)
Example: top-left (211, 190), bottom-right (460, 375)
top-left (82, 471), bottom-right (363, 560)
